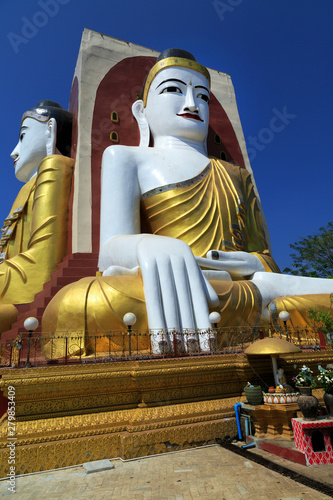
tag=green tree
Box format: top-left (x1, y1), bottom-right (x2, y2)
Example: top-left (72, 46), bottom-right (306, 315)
top-left (283, 222), bottom-right (333, 278)
top-left (308, 294), bottom-right (333, 335)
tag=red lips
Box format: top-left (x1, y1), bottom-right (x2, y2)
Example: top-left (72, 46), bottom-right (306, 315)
top-left (176, 113), bottom-right (203, 122)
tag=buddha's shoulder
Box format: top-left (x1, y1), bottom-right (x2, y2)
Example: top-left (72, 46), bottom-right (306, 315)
top-left (102, 145), bottom-right (152, 163)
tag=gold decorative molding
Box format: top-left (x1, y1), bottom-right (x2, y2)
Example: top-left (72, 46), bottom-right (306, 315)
top-left (0, 355), bottom-right (251, 420)
top-left (0, 397), bottom-right (240, 476)
top-left (0, 351), bottom-right (332, 476)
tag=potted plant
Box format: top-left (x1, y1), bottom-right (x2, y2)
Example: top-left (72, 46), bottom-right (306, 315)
top-left (293, 365), bottom-right (314, 393)
top-left (312, 365), bottom-right (333, 416)
top-left (293, 365), bottom-right (318, 420)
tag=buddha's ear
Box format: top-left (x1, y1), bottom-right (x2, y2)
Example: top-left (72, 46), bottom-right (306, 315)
top-left (132, 100), bottom-right (150, 147)
top-left (46, 118), bottom-right (57, 156)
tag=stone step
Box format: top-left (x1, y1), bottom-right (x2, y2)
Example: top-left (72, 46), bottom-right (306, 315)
top-left (62, 252), bottom-right (99, 263)
top-left (2, 325), bottom-right (42, 344)
top-left (6, 307), bottom-right (45, 329)
top-left (58, 258), bottom-right (98, 269)
top-left (52, 267), bottom-right (98, 278)
top-left (2, 253), bottom-right (100, 344)
top-left (52, 276), bottom-right (88, 287)
top-left (15, 303), bottom-right (32, 315)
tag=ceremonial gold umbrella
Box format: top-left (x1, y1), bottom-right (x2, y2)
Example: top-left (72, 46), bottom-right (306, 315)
top-left (245, 337), bottom-right (301, 386)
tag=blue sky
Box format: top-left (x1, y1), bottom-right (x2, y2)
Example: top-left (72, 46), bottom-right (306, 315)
top-left (0, 0), bottom-right (332, 271)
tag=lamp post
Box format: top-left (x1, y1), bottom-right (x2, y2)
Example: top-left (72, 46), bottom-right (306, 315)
top-left (123, 312), bottom-right (136, 357)
top-left (209, 312), bottom-right (221, 330)
top-left (23, 317), bottom-right (39, 367)
top-left (278, 310), bottom-right (290, 341)
top-left (209, 312), bottom-right (221, 352)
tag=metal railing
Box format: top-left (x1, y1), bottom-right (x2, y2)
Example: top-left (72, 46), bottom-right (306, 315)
top-left (0, 325), bottom-right (325, 368)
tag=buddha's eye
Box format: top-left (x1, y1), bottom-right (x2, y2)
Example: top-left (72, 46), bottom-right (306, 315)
top-left (19, 133), bottom-right (25, 141)
top-left (197, 93), bottom-right (209, 103)
top-left (160, 86), bottom-right (182, 94)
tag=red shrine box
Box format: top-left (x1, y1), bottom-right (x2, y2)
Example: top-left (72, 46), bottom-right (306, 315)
top-left (292, 417), bottom-right (333, 465)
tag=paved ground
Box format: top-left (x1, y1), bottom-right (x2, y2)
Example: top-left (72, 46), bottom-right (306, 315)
top-left (244, 439), bottom-right (333, 490)
top-left (0, 445), bottom-right (332, 500)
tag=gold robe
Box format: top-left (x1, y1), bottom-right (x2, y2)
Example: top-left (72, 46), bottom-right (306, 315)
top-left (0, 155), bottom-right (73, 334)
top-left (142, 159), bottom-right (279, 272)
top-left (42, 159), bottom-right (279, 356)
top-left (268, 294), bottom-right (333, 331)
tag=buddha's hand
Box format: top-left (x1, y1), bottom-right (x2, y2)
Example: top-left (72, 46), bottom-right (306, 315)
top-left (195, 250), bottom-right (265, 277)
top-left (136, 235), bottom-right (219, 331)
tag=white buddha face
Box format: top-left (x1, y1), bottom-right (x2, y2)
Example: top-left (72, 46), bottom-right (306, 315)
top-left (11, 117), bottom-right (49, 182)
top-left (144, 66), bottom-right (210, 143)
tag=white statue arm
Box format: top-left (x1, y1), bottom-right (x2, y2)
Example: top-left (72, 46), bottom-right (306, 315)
top-left (99, 146), bottom-right (141, 269)
top-left (99, 146), bottom-right (219, 332)
top-left (196, 254), bottom-right (333, 324)
top-left (252, 271), bottom-right (333, 309)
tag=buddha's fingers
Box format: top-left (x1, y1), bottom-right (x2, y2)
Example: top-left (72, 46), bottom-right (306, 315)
top-left (195, 255), bottom-right (230, 270)
top-left (140, 257), bottom-right (167, 331)
top-left (155, 254), bottom-right (183, 331)
top-left (197, 250), bottom-right (265, 275)
top-left (142, 253), bottom-right (210, 332)
top-left (185, 257), bottom-right (213, 332)
top-left (170, 254), bottom-right (196, 331)
top-left (139, 258), bottom-right (173, 353)
top-left (202, 274), bottom-right (220, 308)
top-left (201, 269), bottom-right (232, 282)
top-left (137, 235), bottom-right (213, 336)
top-left (197, 253), bottom-right (244, 270)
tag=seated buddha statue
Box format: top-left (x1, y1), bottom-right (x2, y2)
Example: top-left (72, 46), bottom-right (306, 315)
top-left (0, 101), bottom-right (74, 334)
top-left (42, 49), bottom-right (333, 355)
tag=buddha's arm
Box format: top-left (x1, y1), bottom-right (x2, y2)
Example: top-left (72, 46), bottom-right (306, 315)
top-left (99, 146), bottom-right (142, 271)
top-left (0, 155), bottom-right (73, 304)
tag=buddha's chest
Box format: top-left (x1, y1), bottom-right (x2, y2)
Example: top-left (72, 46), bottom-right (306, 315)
top-left (137, 150), bottom-right (209, 194)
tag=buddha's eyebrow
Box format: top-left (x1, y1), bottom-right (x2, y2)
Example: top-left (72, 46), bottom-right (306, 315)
top-left (19, 126), bottom-right (27, 136)
top-left (195, 85), bottom-right (209, 93)
top-left (155, 78), bottom-right (186, 89)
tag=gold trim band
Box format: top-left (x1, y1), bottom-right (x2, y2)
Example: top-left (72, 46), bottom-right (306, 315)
top-left (143, 57), bottom-right (211, 107)
top-left (21, 109), bottom-right (50, 126)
